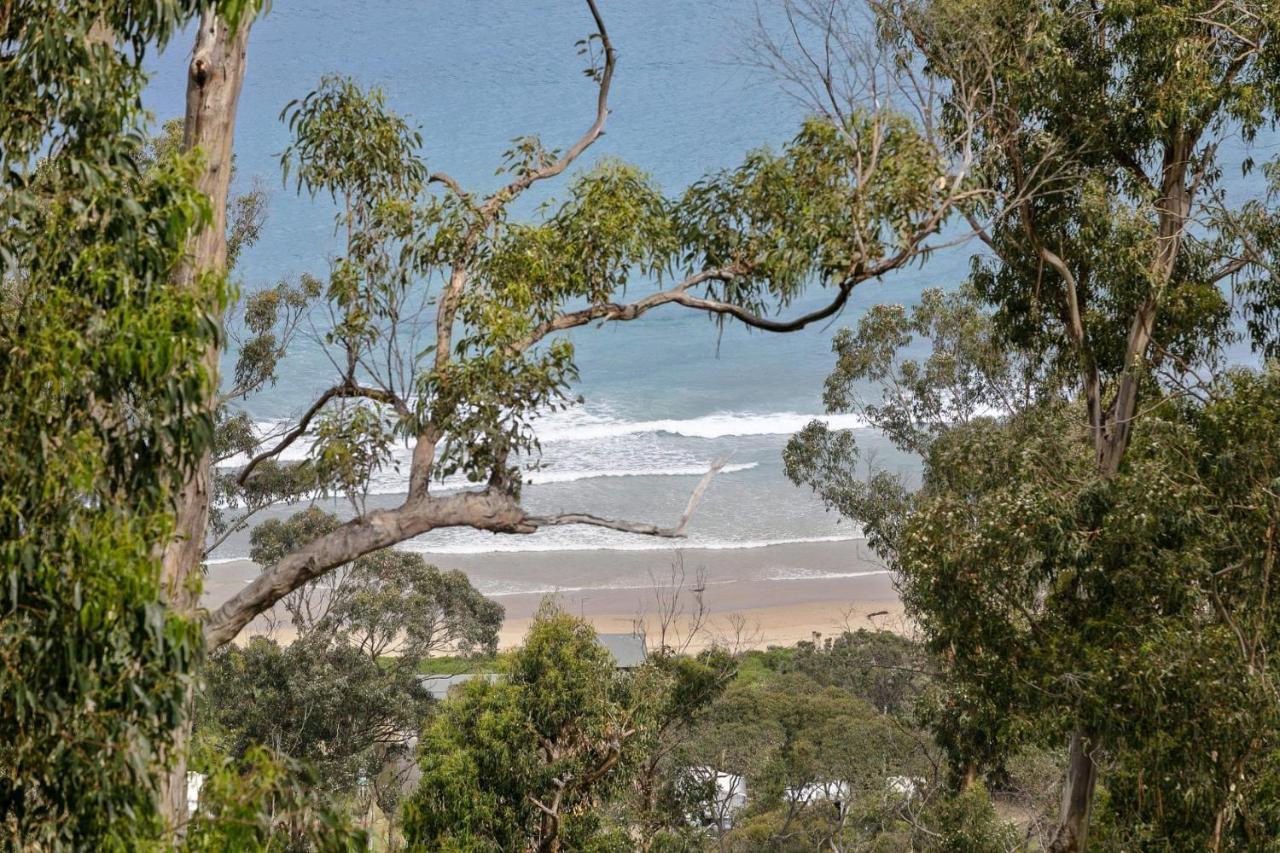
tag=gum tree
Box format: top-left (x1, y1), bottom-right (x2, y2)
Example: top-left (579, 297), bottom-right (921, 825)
top-left (0, 1), bottom-right (223, 843)
top-left (197, 511), bottom-right (502, 830)
top-left (880, 2), bottom-right (1280, 846)
top-left (197, 0), bottom-right (980, 654)
top-left (788, 296), bottom-right (1280, 849)
top-left (403, 606), bottom-right (654, 851)
top-left (157, 0), bottom-right (260, 825)
top-left (770, 0), bottom-right (1280, 847)
top-left (0, 0), bottom-right (972, 838)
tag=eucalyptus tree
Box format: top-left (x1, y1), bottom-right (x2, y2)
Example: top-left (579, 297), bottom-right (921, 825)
top-left (156, 0), bottom-right (266, 818)
top-left (196, 519), bottom-right (503, 840)
top-left (768, 0), bottom-right (1280, 847)
top-left (0, 0), bottom-right (973, 839)
top-left (197, 0), bottom-right (978, 656)
top-left (101, 0), bottom-right (981, 833)
top-left (0, 1), bottom-right (230, 844)
top-left (404, 606), bottom-right (658, 851)
top-left (885, 1), bottom-right (1280, 844)
top-left (788, 289), bottom-right (1280, 850)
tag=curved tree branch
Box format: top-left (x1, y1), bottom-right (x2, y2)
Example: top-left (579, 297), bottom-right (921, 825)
top-left (479, 0), bottom-right (616, 216)
top-left (428, 171), bottom-right (467, 199)
top-left (205, 458), bottom-right (730, 650)
top-left (515, 268), bottom-right (740, 350)
top-left (515, 270), bottom-right (858, 353)
top-left (431, 0), bottom-right (617, 378)
top-left (522, 456), bottom-right (728, 537)
top-left (235, 381), bottom-right (408, 486)
top-left (203, 489), bottom-right (528, 650)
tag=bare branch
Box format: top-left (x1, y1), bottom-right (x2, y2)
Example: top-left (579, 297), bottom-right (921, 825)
top-left (428, 171), bottom-right (466, 198)
top-left (1208, 254), bottom-right (1254, 283)
top-left (203, 489), bottom-right (528, 650)
top-left (674, 280), bottom-right (856, 332)
top-left (207, 459), bottom-right (728, 649)
top-left (522, 456), bottom-right (729, 538)
top-left (235, 382), bottom-right (408, 486)
top-left (479, 0), bottom-right (616, 216)
top-left (515, 268), bottom-right (739, 351)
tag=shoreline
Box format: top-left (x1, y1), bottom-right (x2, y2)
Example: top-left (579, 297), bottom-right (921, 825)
top-left (202, 539), bottom-right (906, 651)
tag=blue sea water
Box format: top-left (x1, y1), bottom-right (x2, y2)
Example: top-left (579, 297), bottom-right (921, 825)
top-left (142, 2), bottom-right (1273, 561)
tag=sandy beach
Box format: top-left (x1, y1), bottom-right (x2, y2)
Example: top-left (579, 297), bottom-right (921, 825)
top-left (203, 539), bottom-right (907, 651)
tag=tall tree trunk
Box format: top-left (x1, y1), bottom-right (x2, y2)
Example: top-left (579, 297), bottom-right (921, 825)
top-left (1054, 140), bottom-right (1194, 850)
top-left (157, 7), bottom-right (252, 836)
top-left (1050, 731), bottom-right (1099, 853)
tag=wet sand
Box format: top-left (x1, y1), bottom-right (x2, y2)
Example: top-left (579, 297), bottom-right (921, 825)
top-left (202, 539), bottom-right (907, 650)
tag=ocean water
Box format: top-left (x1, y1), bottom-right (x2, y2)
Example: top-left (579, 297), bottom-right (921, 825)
top-left (143, 2), bottom-right (1271, 562)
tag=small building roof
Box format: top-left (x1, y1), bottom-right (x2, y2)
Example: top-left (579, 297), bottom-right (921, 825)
top-left (417, 672), bottom-right (500, 701)
top-left (596, 632), bottom-right (647, 668)
top-left (418, 634), bottom-right (646, 700)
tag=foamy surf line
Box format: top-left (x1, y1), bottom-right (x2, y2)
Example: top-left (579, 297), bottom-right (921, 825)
top-left (363, 461), bottom-right (759, 496)
top-left (480, 569), bottom-right (890, 598)
top-left (205, 534), bottom-right (866, 565)
top-left (399, 533), bottom-right (864, 556)
top-left (531, 411), bottom-right (871, 442)
top-left (207, 461), bottom-right (760, 503)
top-left (216, 411), bottom-right (872, 468)
top-left (765, 568), bottom-right (890, 582)
top-left (480, 577), bottom-right (742, 598)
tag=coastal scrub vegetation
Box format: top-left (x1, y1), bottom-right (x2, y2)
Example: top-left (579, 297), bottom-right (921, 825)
top-left (1, 0), bottom-right (1279, 851)
top-left (7, 0), bottom-right (975, 840)
top-left (776, 0), bottom-right (1280, 848)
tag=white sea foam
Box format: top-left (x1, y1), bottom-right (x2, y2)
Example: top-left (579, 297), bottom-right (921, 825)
top-left (479, 577), bottom-right (742, 598)
top-left (207, 407), bottom-right (867, 561)
top-left (764, 567), bottom-right (891, 582)
top-left (521, 461), bottom-right (757, 484)
top-left (532, 411), bottom-right (869, 442)
top-left (206, 532), bottom-right (865, 565)
top-left (217, 410), bottom-right (869, 470)
top-left (362, 461), bottom-right (760, 495)
top-left (398, 532), bottom-right (862, 556)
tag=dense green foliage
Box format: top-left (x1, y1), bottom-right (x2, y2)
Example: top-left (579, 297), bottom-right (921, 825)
top-left (389, 612), bottom-right (1028, 851)
top-left (404, 607), bottom-right (653, 851)
top-left (783, 0), bottom-right (1280, 846)
top-left (196, 508), bottom-right (502, 839)
top-left (199, 636), bottom-right (426, 802)
top-left (790, 293), bottom-right (1280, 847)
top-left (0, 2), bottom-right (223, 844)
top-left (7, 1), bottom-right (1280, 849)
top-left (676, 632), bottom-right (1045, 851)
top-left (185, 747), bottom-right (368, 852)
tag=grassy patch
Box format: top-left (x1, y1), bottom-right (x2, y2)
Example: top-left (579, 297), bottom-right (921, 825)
top-left (733, 650), bottom-right (777, 686)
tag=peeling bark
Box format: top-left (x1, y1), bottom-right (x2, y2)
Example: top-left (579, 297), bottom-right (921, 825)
top-left (1049, 732), bottom-right (1099, 853)
top-left (158, 8), bottom-right (252, 836)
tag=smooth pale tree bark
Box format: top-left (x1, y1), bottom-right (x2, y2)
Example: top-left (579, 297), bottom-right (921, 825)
top-left (1050, 732), bottom-right (1100, 852)
top-left (202, 459), bottom-right (729, 650)
top-left (158, 7), bottom-right (252, 835)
